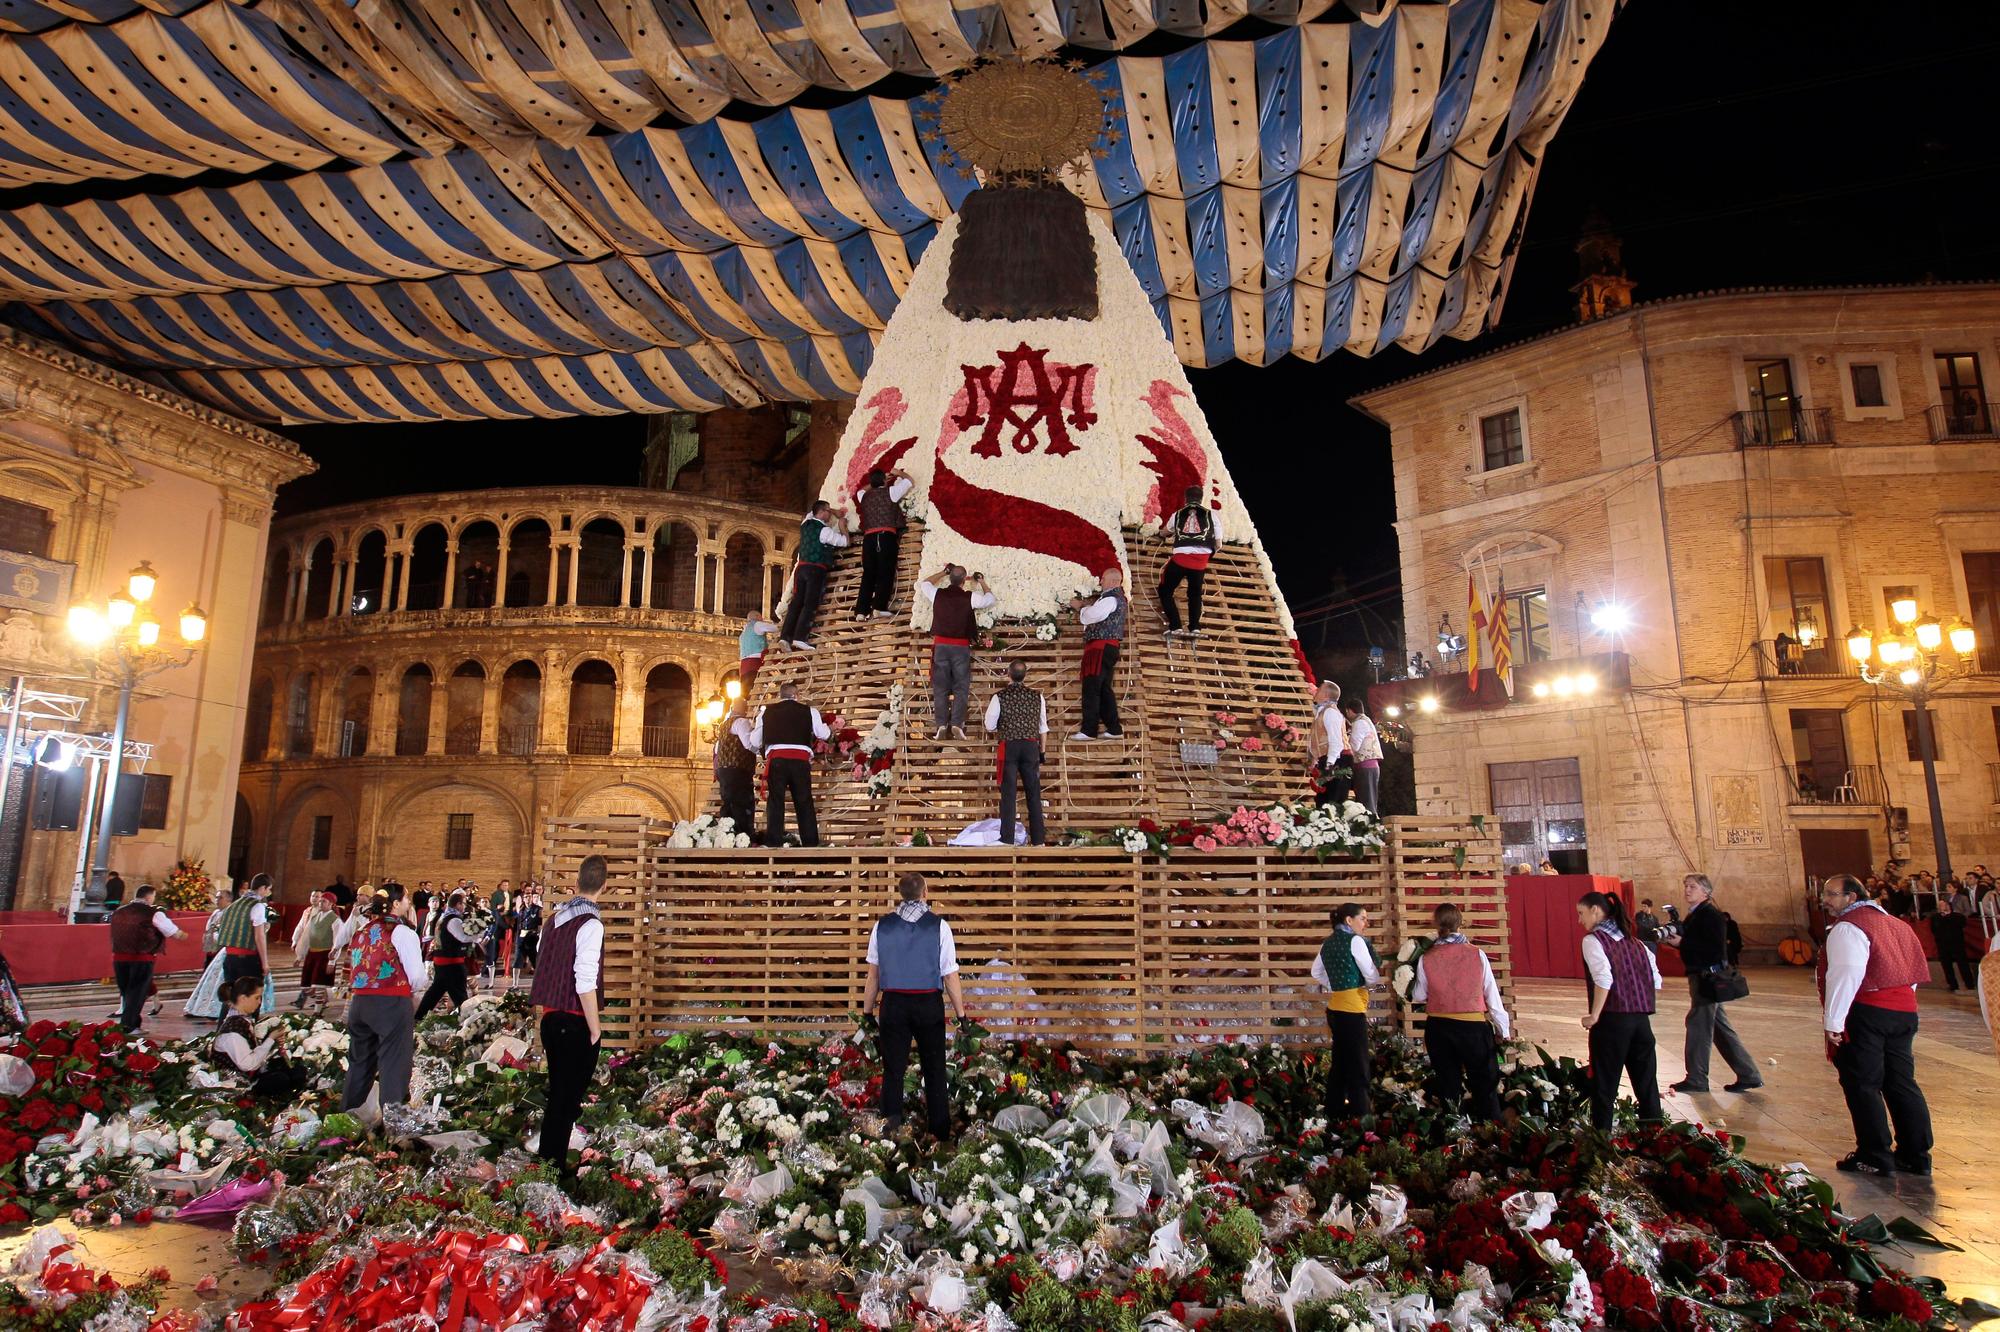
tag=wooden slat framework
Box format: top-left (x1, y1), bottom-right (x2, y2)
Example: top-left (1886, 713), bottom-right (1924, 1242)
top-left (542, 815), bottom-right (1512, 1050)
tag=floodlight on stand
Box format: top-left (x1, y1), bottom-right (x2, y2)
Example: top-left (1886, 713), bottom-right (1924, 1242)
top-left (1914, 615), bottom-right (1942, 652)
top-left (106, 593), bottom-right (135, 629)
top-left (180, 605), bottom-right (207, 643)
top-left (1891, 595), bottom-right (1919, 626)
top-left (1552, 675), bottom-right (1575, 697)
top-left (1532, 681), bottom-right (1550, 698)
top-left (126, 560), bottom-right (157, 604)
top-left (33, 734), bottom-right (75, 771)
top-left (1947, 619), bottom-right (1976, 656)
top-left (1845, 627), bottom-right (1872, 663)
top-left (1576, 673), bottom-right (1599, 694)
top-left (1418, 695), bottom-right (1440, 714)
top-left (1590, 603), bottom-right (1629, 634)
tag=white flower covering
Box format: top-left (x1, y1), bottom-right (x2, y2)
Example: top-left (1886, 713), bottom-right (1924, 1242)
top-left (667, 813), bottom-right (753, 849)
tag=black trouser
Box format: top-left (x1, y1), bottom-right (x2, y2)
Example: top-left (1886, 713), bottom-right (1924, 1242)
top-left (1935, 936), bottom-right (1976, 990)
top-left (1158, 561), bottom-right (1204, 632)
top-left (857, 530), bottom-right (900, 614)
top-left (342, 993), bottom-right (414, 1110)
top-left (716, 767), bottom-right (756, 841)
top-left (1315, 759), bottom-right (1353, 808)
top-left (1323, 1009), bottom-right (1371, 1119)
top-left (415, 960), bottom-right (468, 1019)
top-left (539, 1011), bottom-right (601, 1172)
top-left (114, 960), bottom-right (154, 1032)
top-left (780, 563), bottom-right (829, 644)
top-left (765, 756), bottom-right (819, 846)
top-left (515, 932), bottom-right (539, 973)
top-left (252, 1056), bottom-right (311, 1099)
top-left (879, 991), bottom-right (950, 1135)
top-left (1079, 644), bottom-right (1121, 736)
top-left (1425, 1016), bottom-right (1502, 1121)
top-left (1587, 1010), bottom-right (1661, 1130)
top-left (221, 951), bottom-right (264, 988)
top-left (999, 740), bottom-right (1045, 845)
top-left (1836, 1003), bottom-right (1933, 1169)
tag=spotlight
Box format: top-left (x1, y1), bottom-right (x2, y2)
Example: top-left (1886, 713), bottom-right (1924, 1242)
top-left (1552, 675), bottom-right (1575, 697)
top-left (33, 735), bottom-right (75, 771)
top-left (1384, 705), bottom-right (1402, 719)
top-left (1531, 681), bottom-right (1550, 699)
top-left (1576, 673), bottom-right (1598, 695)
top-left (1590, 604), bottom-right (1628, 633)
top-left (1418, 695), bottom-right (1440, 714)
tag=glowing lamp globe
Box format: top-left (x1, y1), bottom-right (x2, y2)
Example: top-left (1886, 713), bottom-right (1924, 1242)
top-left (1914, 616), bottom-right (1942, 652)
top-left (1845, 628), bottom-right (1872, 663)
top-left (1948, 620), bottom-right (1976, 656)
top-left (1890, 596), bottom-right (1918, 626)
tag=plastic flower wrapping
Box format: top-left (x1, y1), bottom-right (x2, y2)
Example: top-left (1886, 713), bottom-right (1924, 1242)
top-left (0, 1004), bottom-right (1976, 1331)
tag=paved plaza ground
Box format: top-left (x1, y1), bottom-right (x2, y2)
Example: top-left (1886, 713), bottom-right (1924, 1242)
top-left (6, 965), bottom-right (1996, 1318)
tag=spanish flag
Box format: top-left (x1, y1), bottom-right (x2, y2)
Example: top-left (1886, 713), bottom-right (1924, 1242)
top-left (1489, 575), bottom-right (1514, 697)
top-left (1465, 573), bottom-right (1486, 693)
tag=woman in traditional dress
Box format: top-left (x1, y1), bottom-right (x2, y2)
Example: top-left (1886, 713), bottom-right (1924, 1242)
top-left (1576, 890), bottom-right (1664, 1130)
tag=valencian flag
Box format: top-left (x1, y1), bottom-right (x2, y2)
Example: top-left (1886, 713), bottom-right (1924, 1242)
top-left (1465, 573), bottom-right (1487, 694)
top-left (1489, 575), bottom-right (1515, 697)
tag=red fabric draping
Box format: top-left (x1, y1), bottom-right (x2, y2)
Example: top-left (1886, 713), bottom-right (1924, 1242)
top-left (3, 911), bottom-right (210, 984)
top-left (1505, 875), bottom-right (1674, 979)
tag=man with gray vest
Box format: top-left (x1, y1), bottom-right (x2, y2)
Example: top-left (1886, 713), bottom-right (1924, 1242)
top-left (983, 659), bottom-right (1048, 844)
top-left (862, 872), bottom-right (971, 1138)
top-left (854, 467), bottom-right (913, 618)
top-left (533, 854), bottom-right (606, 1175)
top-left (920, 565), bottom-right (996, 739)
top-left (1068, 565), bottom-right (1127, 741)
top-left (712, 700), bottom-right (758, 840)
top-left (749, 682), bottom-right (831, 846)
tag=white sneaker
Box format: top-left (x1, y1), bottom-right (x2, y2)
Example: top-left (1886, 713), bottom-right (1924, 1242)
top-left (793, 640), bottom-right (816, 651)
top-left (1070, 732), bottom-right (1096, 742)
top-left (873, 611), bottom-right (895, 620)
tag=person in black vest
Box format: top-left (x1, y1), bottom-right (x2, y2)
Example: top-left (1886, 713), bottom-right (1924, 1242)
top-left (1157, 486), bottom-right (1219, 638)
top-left (533, 854), bottom-right (606, 1175)
top-left (862, 872), bottom-right (971, 1137)
top-left (103, 870), bottom-right (126, 909)
top-left (779, 501), bottom-right (849, 650)
top-left (750, 682), bottom-right (831, 845)
top-left (920, 566), bottom-right (996, 740)
top-left (414, 890), bottom-right (477, 1019)
top-left (1577, 890), bottom-right (1664, 1130)
top-left (854, 468), bottom-right (913, 618)
top-left (713, 701), bottom-right (759, 839)
top-left (109, 885), bottom-right (184, 1032)
top-left (1068, 566), bottom-right (1127, 741)
top-left (1663, 874), bottom-right (1762, 1094)
top-left (1928, 897), bottom-right (1974, 992)
top-left (514, 886), bottom-right (543, 976)
top-left (983, 659), bottom-right (1048, 844)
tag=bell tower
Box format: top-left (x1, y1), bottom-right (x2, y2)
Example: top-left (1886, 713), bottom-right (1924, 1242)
top-left (1571, 209), bottom-right (1637, 323)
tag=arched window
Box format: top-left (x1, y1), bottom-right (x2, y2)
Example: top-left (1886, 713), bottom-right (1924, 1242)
top-left (456, 521), bottom-right (500, 609)
top-left (350, 531), bottom-right (387, 615)
top-left (339, 668), bottom-right (372, 756)
top-left (505, 519), bottom-right (552, 607)
top-left (567, 660), bottom-right (616, 754)
top-left (576, 518), bottom-right (625, 607)
top-left (446, 660), bottom-right (485, 754)
top-left (722, 533), bottom-right (766, 618)
top-left (642, 664), bottom-right (692, 757)
top-left (302, 538), bottom-right (335, 620)
top-left (651, 520), bottom-right (699, 610)
top-left (396, 664), bottom-right (434, 755)
top-left (243, 677), bottom-right (273, 762)
top-left (499, 661), bottom-right (542, 755)
top-left (286, 672), bottom-right (317, 756)
top-left (405, 525), bottom-right (448, 611)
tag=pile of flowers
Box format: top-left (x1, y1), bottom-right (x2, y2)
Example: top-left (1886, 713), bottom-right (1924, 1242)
top-left (846, 684), bottom-right (902, 798)
top-left (1213, 711), bottom-right (1302, 753)
top-left (158, 858), bottom-right (214, 912)
top-left (669, 814), bottom-right (754, 849)
top-left (0, 998), bottom-right (1978, 1332)
top-left (1078, 800), bottom-right (1386, 860)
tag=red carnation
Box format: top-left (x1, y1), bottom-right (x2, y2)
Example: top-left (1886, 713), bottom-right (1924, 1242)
top-left (71, 1039), bottom-right (99, 1063)
top-left (23, 1021), bottom-right (54, 1042)
top-left (0, 1203), bottom-right (24, 1225)
top-left (1867, 1279), bottom-right (1933, 1323)
top-left (123, 1051), bottom-right (160, 1074)
top-left (15, 1099), bottom-right (56, 1132)
top-left (37, 1037), bottom-right (69, 1058)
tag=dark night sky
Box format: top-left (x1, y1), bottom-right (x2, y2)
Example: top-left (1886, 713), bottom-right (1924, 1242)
top-left (280, 0), bottom-right (2000, 658)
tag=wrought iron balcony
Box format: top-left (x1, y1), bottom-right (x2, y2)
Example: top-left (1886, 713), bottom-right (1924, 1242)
top-left (642, 724), bottom-right (691, 758)
top-left (1733, 406), bottom-right (1833, 448)
top-left (567, 720), bottom-right (614, 755)
top-left (1754, 638), bottom-right (1855, 680)
top-left (1926, 400), bottom-right (1999, 441)
top-left (1788, 762), bottom-right (1884, 807)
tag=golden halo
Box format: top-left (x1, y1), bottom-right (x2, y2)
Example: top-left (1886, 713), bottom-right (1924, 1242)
top-left (928, 60), bottom-right (1121, 181)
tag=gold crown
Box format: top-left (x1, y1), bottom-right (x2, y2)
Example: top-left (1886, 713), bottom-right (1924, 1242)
top-left (921, 59), bottom-right (1123, 182)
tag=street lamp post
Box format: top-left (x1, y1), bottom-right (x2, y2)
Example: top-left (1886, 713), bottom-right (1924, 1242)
top-left (694, 677), bottom-right (745, 744)
top-left (65, 561), bottom-right (206, 916)
top-left (1844, 600), bottom-right (1977, 883)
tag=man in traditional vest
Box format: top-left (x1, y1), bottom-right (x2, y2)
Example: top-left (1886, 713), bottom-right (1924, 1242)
top-left (1409, 903), bottom-right (1510, 1120)
top-left (290, 888), bottom-right (341, 1010)
top-left (533, 853), bottom-right (607, 1174)
top-left (1157, 485), bottom-right (1219, 639)
top-left (738, 612), bottom-right (779, 693)
top-left (109, 884), bottom-right (183, 1032)
top-left (1068, 566), bottom-right (1127, 741)
top-left (1820, 873), bottom-right (1934, 1176)
top-left (920, 565), bottom-right (996, 740)
top-left (415, 890), bottom-right (478, 1019)
top-left (778, 500), bottom-right (849, 651)
top-left (712, 700), bottom-right (759, 841)
top-left (983, 659), bottom-right (1048, 845)
top-left (1307, 681), bottom-right (1354, 807)
top-left (749, 682), bottom-right (831, 846)
top-left (862, 872), bottom-right (970, 1137)
top-left (215, 872), bottom-right (273, 990)
top-left (1311, 902), bottom-right (1382, 1119)
top-left (854, 467), bottom-right (913, 619)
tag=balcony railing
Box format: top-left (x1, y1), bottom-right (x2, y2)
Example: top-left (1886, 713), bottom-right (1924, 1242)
top-left (1788, 762), bottom-right (1885, 807)
top-left (444, 719), bottom-right (481, 755)
top-left (567, 720), bottom-right (614, 755)
top-left (1754, 639), bottom-right (1854, 680)
top-left (1734, 406), bottom-right (1834, 448)
top-left (394, 728), bottom-right (428, 757)
top-left (1926, 400), bottom-right (1999, 441)
top-left (642, 724), bottom-right (691, 759)
top-left (498, 724), bottom-right (537, 756)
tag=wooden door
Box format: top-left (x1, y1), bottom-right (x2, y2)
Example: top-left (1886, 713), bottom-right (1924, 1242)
top-left (1799, 828), bottom-right (1871, 887)
top-left (1489, 758), bottom-right (1588, 872)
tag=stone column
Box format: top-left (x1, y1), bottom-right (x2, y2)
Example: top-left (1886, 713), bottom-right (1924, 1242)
top-left (565, 539), bottom-right (581, 605)
top-left (263, 673), bottom-right (286, 760)
top-left (290, 563), bottom-right (308, 622)
top-left (395, 548), bottom-right (413, 612)
top-left (495, 539), bottom-right (510, 608)
top-left (614, 649), bottom-right (644, 755)
top-left (479, 673), bottom-right (501, 755)
top-left (441, 541), bottom-right (459, 611)
top-left (712, 549), bottom-right (727, 619)
top-left (619, 544), bottom-right (635, 607)
top-left (545, 543), bottom-right (559, 606)
top-left (539, 649), bottom-right (567, 751)
top-left (766, 560), bottom-right (784, 618)
top-left (368, 665), bottom-right (398, 756)
top-left (636, 547), bottom-right (653, 609)
top-left (331, 558), bottom-right (349, 617)
top-left (693, 547), bottom-right (709, 614)
top-left (427, 676), bottom-right (449, 755)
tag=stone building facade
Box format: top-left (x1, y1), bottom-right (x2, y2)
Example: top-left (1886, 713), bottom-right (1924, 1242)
top-left (236, 485), bottom-right (801, 902)
top-left (0, 328), bottom-right (312, 910)
top-left (1357, 285), bottom-right (2000, 949)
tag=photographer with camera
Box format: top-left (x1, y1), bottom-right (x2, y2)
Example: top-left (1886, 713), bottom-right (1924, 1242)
top-left (1664, 874), bottom-right (1762, 1095)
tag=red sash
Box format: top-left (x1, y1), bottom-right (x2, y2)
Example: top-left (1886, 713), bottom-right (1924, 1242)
top-left (933, 637), bottom-right (970, 649)
top-left (1080, 638), bottom-right (1119, 680)
top-left (1169, 551), bottom-right (1211, 571)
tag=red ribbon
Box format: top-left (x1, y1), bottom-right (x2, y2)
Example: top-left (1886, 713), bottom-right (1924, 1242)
top-left (1080, 637), bottom-right (1118, 682)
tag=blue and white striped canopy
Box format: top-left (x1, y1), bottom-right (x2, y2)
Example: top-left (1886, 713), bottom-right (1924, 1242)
top-left (0, 0), bottom-right (1620, 422)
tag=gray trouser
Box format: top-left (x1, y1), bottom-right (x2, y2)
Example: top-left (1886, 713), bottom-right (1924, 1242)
top-left (343, 992), bottom-right (415, 1110)
top-left (1683, 976), bottom-right (1759, 1088)
top-left (1353, 764), bottom-right (1380, 815)
top-left (931, 645), bottom-right (970, 729)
